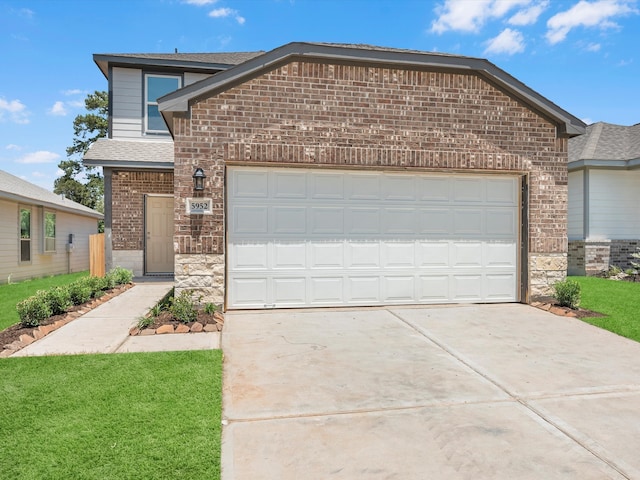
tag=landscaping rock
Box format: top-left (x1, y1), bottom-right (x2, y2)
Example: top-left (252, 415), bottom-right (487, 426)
top-left (156, 325), bottom-right (174, 334)
top-left (190, 322), bottom-right (203, 333)
top-left (175, 324), bottom-right (190, 334)
top-left (129, 327), bottom-right (140, 336)
top-left (19, 334), bottom-right (35, 346)
top-left (213, 311), bottom-right (225, 324)
top-left (203, 324), bottom-right (217, 332)
top-left (140, 329), bottom-right (156, 336)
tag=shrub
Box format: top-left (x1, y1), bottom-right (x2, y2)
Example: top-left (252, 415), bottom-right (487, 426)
top-left (553, 279), bottom-right (581, 309)
top-left (169, 290), bottom-right (198, 323)
top-left (203, 302), bottom-right (218, 315)
top-left (109, 266), bottom-right (133, 285)
top-left (45, 286), bottom-right (72, 316)
top-left (632, 247), bottom-right (640, 270)
top-left (83, 276), bottom-right (108, 297)
top-left (16, 293), bottom-right (52, 327)
top-left (68, 281), bottom-right (93, 305)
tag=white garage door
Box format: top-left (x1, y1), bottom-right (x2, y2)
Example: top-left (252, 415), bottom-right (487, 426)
top-left (227, 167), bottom-right (519, 309)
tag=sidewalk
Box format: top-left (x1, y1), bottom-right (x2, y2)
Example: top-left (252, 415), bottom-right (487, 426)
top-left (12, 280), bottom-right (219, 357)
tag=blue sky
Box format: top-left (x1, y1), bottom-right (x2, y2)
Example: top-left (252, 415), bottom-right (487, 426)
top-left (1, 0), bottom-right (639, 191)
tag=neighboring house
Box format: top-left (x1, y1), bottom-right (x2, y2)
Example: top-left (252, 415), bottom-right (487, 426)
top-left (0, 169), bottom-right (103, 283)
top-left (568, 122), bottom-right (640, 275)
top-left (84, 42), bottom-right (585, 309)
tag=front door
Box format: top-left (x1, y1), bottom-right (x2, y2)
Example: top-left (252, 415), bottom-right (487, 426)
top-left (145, 195), bottom-right (174, 274)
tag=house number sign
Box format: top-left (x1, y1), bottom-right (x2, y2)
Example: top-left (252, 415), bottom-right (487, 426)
top-left (186, 198), bottom-right (213, 215)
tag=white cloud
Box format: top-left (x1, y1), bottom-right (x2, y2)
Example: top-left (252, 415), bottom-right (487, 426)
top-left (431, 0), bottom-right (532, 33)
top-left (62, 89), bottom-right (84, 96)
top-left (49, 101), bottom-right (68, 116)
top-left (586, 42), bottom-right (601, 51)
top-left (582, 117), bottom-right (594, 125)
top-left (5, 144), bottom-right (21, 151)
top-left (16, 150), bottom-right (60, 164)
top-left (617, 58), bottom-right (633, 66)
top-left (546, 0), bottom-right (638, 44)
top-left (209, 7), bottom-right (245, 24)
top-left (184, 0), bottom-right (218, 4)
top-left (0, 97), bottom-right (29, 124)
top-left (508, 0), bottom-right (548, 25)
top-left (484, 28), bottom-right (526, 55)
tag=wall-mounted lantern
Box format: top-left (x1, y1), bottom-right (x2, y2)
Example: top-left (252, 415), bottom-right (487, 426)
top-left (192, 167), bottom-right (206, 191)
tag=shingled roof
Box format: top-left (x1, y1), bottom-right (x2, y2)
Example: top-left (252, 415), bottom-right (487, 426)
top-left (83, 139), bottom-right (174, 168)
top-left (569, 122), bottom-right (640, 170)
top-left (93, 51), bottom-right (264, 77)
top-left (158, 41), bottom-right (586, 138)
top-left (0, 169), bottom-right (103, 219)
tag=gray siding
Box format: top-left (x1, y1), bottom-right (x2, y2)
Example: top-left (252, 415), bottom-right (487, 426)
top-left (184, 72), bottom-right (211, 86)
top-left (112, 66), bottom-right (142, 139)
top-left (567, 170), bottom-right (583, 240)
top-left (0, 198), bottom-right (100, 284)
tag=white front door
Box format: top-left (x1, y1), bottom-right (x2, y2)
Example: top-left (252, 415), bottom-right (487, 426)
top-left (227, 167), bottom-right (519, 309)
top-left (145, 195), bottom-right (174, 274)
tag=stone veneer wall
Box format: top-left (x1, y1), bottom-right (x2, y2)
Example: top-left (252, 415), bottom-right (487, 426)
top-left (171, 60), bottom-right (570, 303)
top-left (530, 253), bottom-right (567, 296)
top-left (569, 239), bottom-right (640, 276)
top-left (175, 253), bottom-right (224, 304)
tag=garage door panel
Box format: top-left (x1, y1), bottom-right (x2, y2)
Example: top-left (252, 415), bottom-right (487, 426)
top-left (228, 167), bottom-right (519, 308)
top-left (272, 171), bottom-right (307, 198)
top-left (232, 170), bottom-right (269, 198)
top-left (347, 208), bottom-right (380, 234)
top-left (310, 277), bottom-right (344, 304)
top-left (273, 206), bottom-right (306, 234)
top-left (273, 277), bottom-right (306, 305)
top-left (452, 275), bottom-right (483, 301)
top-left (231, 243), bottom-right (268, 270)
top-left (347, 242), bottom-right (380, 268)
top-left (418, 208), bottom-right (452, 234)
top-left (310, 207), bottom-right (344, 234)
top-left (383, 242), bottom-right (415, 268)
top-left (234, 206), bottom-right (269, 234)
top-left (310, 242), bottom-right (344, 268)
top-left (348, 277), bottom-right (380, 303)
top-left (273, 242), bottom-right (306, 269)
top-left (418, 275), bottom-right (450, 302)
top-left (383, 276), bottom-right (415, 302)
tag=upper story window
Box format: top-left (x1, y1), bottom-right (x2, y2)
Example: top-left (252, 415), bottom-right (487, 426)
top-left (19, 207), bottom-right (31, 263)
top-left (145, 74), bottom-right (181, 134)
top-left (44, 211), bottom-right (56, 253)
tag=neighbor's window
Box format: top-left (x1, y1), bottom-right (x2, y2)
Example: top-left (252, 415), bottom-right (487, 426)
top-left (20, 208), bottom-right (31, 262)
top-left (145, 74), bottom-right (181, 133)
top-left (44, 211), bottom-right (56, 253)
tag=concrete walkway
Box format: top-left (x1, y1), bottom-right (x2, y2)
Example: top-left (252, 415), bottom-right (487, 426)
top-left (13, 280), bottom-right (219, 356)
top-left (222, 304), bottom-right (640, 479)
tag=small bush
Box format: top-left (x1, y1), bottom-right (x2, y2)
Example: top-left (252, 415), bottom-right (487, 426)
top-left (553, 279), bottom-right (581, 309)
top-left (136, 315), bottom-right (154, 329)
top-left (203, 303), bottom-right (218, 315)
top-left (68, 281), bottom-right (93, 306)
top-left (16, 293), bottom-right (52, 327)
top-left (45, 286), bottom-right (72, 316)
top-left (83, 276), bottom-right (108, 297)
top-left (109, 266), bottom-right (133, 285)
top-left (169, 290), bottom-right (198, 323)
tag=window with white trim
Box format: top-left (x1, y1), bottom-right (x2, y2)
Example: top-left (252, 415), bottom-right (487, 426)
top-left (44, 211), bottom-right (56, 253)
top-left (145, 74), bottom-right (181, 134)
top-left (19, 207), bottom-right (31, 262)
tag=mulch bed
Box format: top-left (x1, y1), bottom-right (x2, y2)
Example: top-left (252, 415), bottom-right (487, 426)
top-left (530, 296), bottom-right (605, 319)
top-left (129, 310), bottom-right (225, 336)
top-left (0, 283), bottom-right (133, 357)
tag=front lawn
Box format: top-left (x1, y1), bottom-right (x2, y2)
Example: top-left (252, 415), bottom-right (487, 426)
top-left (570, 276), bottom-right (640, 342)
top-left (0, 271), bottom-right (89, 331)
top-left (0, 350), bottom-right (222, 479)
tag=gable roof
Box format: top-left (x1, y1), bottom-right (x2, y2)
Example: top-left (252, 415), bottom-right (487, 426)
top-left (158, 41), bottom-right (586, 138)
top-left (0, 170), bottom-right (103, 219)
top-left (569, 122), bottom-right (640, 170)
top-left (93, 51), bottom-right (265, 78)
top-left (84, 139), bottom-right (174, 169)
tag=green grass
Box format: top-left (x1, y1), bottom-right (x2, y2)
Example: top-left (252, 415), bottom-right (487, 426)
top-left (0, 350), bottom-right (222, 479)
top-left (570, 276), bottom-right (640, 342)
top-left (0, 271), bottom-right (89, 330)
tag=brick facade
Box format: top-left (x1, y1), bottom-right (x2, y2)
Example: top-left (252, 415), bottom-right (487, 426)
top-left (111, 170), bottom-right (173, 251)
top-left (569, 240), bottom-right (640, 275)
top-left (172, 60), bottom-right (569, 301)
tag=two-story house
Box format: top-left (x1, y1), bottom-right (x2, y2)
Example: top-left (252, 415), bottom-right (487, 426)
top-left (84, 42), bottom-right (585, 310)
top-left (83, 51), bottom-right (263, 277)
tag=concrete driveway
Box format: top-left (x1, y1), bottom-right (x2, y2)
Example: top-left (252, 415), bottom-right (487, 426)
top-left (221, 304), bottom-right (640, 479)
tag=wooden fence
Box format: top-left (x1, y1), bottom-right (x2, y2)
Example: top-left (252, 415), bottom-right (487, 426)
top-left (89, 233), bottom-right (105, 277)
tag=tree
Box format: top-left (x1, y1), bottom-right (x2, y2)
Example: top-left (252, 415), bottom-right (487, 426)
top-left (54, 91), bottom-right (108, 214)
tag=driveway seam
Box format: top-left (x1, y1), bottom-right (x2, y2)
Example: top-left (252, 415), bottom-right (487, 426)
top-left (386, 307), bottom-right (633, 480)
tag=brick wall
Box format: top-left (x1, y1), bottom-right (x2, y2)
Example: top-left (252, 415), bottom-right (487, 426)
top-left (172, 60), bottom-right (568, 298)
top-left (111, 170), bottom-right (173, 251)
top-left (570, 239), bottom-right (640, 275)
